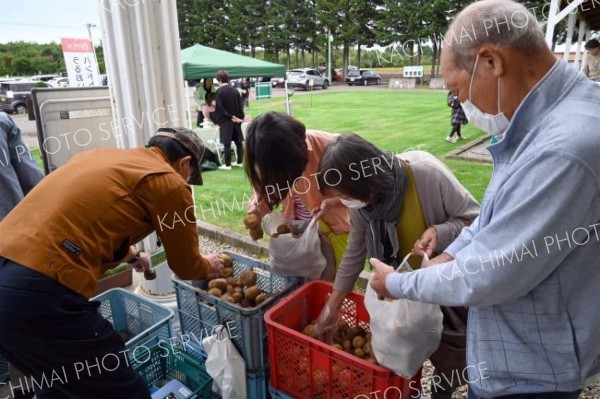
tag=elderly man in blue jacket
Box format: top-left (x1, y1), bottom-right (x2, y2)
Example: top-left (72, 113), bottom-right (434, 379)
top-left (371, 1), bottom-right (600, 398)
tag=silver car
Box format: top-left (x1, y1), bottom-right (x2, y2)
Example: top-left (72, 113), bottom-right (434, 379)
top-left (286, 68), bottom-right (329, 90)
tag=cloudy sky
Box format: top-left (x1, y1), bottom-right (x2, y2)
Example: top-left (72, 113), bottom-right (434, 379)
top-left (0, 0), bottom-right (102, 44)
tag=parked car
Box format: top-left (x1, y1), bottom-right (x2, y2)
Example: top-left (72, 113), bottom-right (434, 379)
top-left (286, 68), bottom-right (329, 90)
top-left (346, 69), bottom-right (381, 86)
top-left (271, 77), bottom-right (285, 88)
top-left (31, 74), bottom-right (59, 82)
top-left (47, 77), bottom-right (69, 88)
top-left (0, 80), bottom-right (36, 114)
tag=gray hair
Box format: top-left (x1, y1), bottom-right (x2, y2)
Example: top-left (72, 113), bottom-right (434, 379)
top-left (445, 0), bottom-right (548, 72)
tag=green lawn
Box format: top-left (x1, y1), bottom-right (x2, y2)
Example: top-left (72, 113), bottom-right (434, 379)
top-left (194, 91), bottom-right (493, 234)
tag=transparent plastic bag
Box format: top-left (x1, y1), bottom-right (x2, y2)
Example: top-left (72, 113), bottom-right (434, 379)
top-left (262, 213), bottom-right (327, 279)
top-left (365, 253), bottom-right (443, 378)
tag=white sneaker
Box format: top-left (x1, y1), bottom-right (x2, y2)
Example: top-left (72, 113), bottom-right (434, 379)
top-left (218, 165), bottom-right (232, 170)
top-left (457, 136), bottom-right (466, 140)
top-left (445, 136), bottom-right (456, 143)
top-left (233, 162), bottom-right (243, 167)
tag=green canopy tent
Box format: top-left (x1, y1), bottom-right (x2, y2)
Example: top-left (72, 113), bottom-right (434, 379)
top-left (181, 44), bottom-right (286, 79)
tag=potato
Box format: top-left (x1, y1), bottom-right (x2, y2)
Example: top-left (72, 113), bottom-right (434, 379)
top-left (270, 233), bottom-right (279, 238)
top-left (217, 253), bottom-right (233, 268)
top-left (239, 270), bottom-right (257, 287)
top-left (249, 226), bottom-right (264, 241)
top-left (240, 298), bottom-right (252, 308)
top-left (276, 224), bottom-right (291, 235)
top-left (244, 213), bottom-right (261, 229)
top-left (347, 326), bottom-right (365, 339)
top-left (337, 319), bottom-right (350, 335)
top-left (342, 339), bottom-right (352, 350)
top-left (219, 267), bottom-right (233, 278)
top-left (255, 293), bottom-right (268, 305)
top-left (226, 284), bottom-right (235, 294)
top-left (367, 357), bottom-right (378, 365)
top-left (234, 286), bottom-right (244, 295)
top-left (363, 342), bottom-right (372, 355)
top-left (352, 336), bottom-right (365, 349)
top-left (118, 331), bottom-right (130, 342)
top-left (332, 343), bottom-right (344, 350)
top-left (354, 348), bottom-right (365, 358)
top-left (207, 288), bottom-right (222, 297)
top-left (232, 292), bottom-right (243, 303)
top-left (221, 294), bottom-right (236, 304)
top-left (303, 324), bottom-right (315, 336)
top-left (333, 334), bottom-right (344, 345)
top-left (244, 285), bottom-right (261, 301)
top-left (312, 370), bottom-right (329, 386)
top-left (225, 277), bottom-right (236, 286)
top-left (365, 332), bottom-right (372, 342)
top-left (208, 278), bottom-right (227, 292)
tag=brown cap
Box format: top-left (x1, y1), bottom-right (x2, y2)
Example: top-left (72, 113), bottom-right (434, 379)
top-left (155, 127), bottom-right (205, 185)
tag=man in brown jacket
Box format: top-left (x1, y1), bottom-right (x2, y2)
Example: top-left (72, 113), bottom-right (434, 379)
top-left (0, 127), bottom-right (223, 398)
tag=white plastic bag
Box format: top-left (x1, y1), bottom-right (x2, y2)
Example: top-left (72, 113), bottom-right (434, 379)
top-left (202, 326), bottom-right (246, 399)
top-left (365, 253), bottom-right (443, 378)
top-left (263, 213), bottom-right (327, 279)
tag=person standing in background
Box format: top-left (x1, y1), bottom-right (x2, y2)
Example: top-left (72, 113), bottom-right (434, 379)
top-left (194, 77), bottom-right (216, 127)
top-left (446, 91), bottom-right (467, 143)
top-left (212, 70), bottom-right (244, 170)
top-left (240, 77), bottom-right (250, 109)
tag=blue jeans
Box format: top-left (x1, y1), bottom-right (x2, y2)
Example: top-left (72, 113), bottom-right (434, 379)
top-left (0, 258), bottom-right (150, 399)
top-left (467, 385), bottom-right (582, 399)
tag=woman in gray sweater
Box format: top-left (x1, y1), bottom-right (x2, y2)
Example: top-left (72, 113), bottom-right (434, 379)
top-left (314, 134), bottom-right (480, 399)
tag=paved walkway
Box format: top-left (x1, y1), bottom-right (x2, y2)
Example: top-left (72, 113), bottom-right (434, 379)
top-left (446, 135), bottom-right (493, 163)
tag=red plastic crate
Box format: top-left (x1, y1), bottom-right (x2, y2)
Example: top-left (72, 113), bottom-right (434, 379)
top-left (265, 281), bottom-right (422, 399)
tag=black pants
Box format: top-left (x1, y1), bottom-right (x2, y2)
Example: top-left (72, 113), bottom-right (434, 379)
top-left (0, 258), bottom-right (149, 399)
top-left (449, 124), bottom-right (462, 138)
top-left (223, 128), bottom-right (243, 166)
top-left (196, 110), bottom-right (204, 127)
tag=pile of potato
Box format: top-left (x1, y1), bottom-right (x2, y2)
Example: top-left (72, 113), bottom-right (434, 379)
top-left (204, 253), bottom-right (268, 308)
top-left (243, 214), bottom-right (264, 241)
top-left (302, 319), bottom-right (379, 365)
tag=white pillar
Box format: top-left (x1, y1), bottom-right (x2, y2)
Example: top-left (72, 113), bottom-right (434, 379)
top-left (574, 21), bottom-right (587, 71)
top-left (563, 13), bottom-right (576, 63)
top-left (97, 0), bottom-right (189, 149)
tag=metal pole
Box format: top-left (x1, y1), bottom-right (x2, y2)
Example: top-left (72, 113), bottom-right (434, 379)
top-left (327, 28), bottom-right (332, 84)
top-left (86, 23), bottom-right (101, 85)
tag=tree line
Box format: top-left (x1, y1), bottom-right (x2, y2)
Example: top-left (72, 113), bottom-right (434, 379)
top-left (177, 0), bottom-right (567, 78)
top-left (0, 42), bottom-right (106, 78)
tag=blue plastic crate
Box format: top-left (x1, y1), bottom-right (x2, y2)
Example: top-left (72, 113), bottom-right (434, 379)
top-left (93, 288), bottom-right (174, 352)
top-left (173, 252), bottom-right (301, 374)
top-left (182, 342), bottom-right (270, 399)
top-left (269, 385), bottom-right (293, 399)
top-left (133, 344), bottom-right (213, 398)
top-left (0, 355), bottom-right (8, 382)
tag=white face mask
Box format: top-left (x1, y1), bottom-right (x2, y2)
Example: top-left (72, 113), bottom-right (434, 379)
top-left (460, 55), bottom-right (510, 137)
top-left (340, 198), bottom-right (368, 209)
